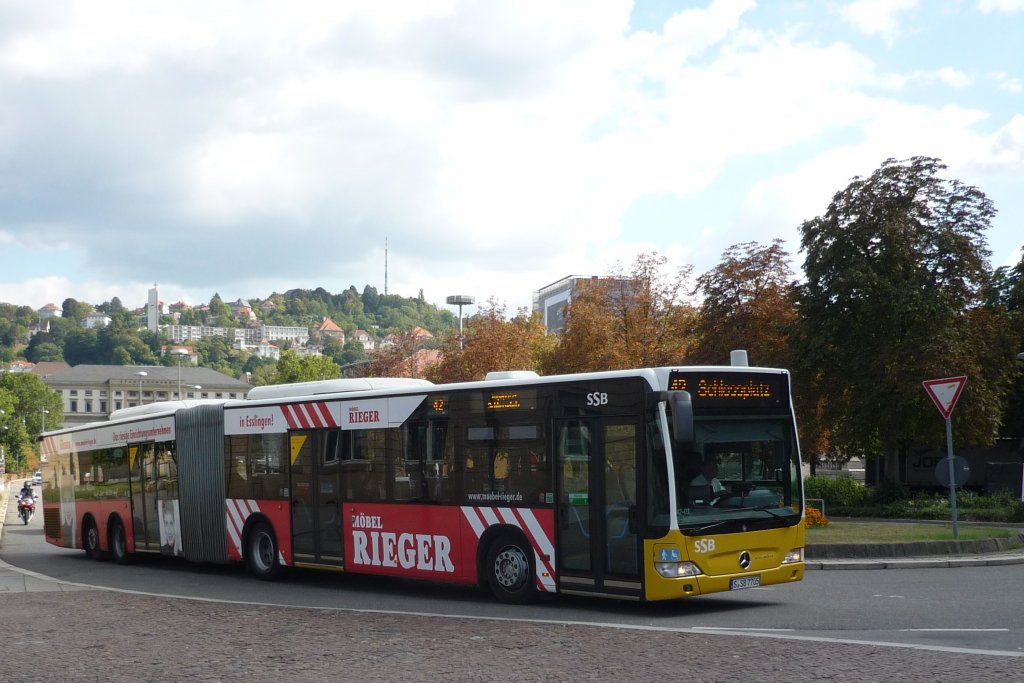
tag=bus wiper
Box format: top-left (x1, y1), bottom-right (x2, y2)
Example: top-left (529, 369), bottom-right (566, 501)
top-left (720, 506), bottom-right (794, 525)
top-left (678, 520), bottom-right (732, 536)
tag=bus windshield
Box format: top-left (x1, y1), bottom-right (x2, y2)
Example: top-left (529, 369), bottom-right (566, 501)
top-left (649, 414), bottom-right (803, 532)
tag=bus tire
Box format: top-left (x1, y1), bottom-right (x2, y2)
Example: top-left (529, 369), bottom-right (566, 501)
top-left (485, 534), bottom-right (537, 605)
top-left (246, 522), bottom-right (284, 581)
top-left (83, 520), bottom-right (103, 560)
top-left (110, 519), bottom-right (131, 565)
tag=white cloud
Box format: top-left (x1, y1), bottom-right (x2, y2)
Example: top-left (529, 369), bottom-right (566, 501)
top-left (0, 0), bottom-right (1021, 314)
top-left (839, 0), bottom-right (919, 44)
top-left (977, 0), bottom-right (1024, 12)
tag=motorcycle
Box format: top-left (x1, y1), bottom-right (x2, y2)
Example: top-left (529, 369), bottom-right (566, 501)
top-left (17, 496), bottom-right (35, 525)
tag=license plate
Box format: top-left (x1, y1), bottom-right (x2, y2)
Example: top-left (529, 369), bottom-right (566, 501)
top-left (730, 576), bottom-right (761, 591)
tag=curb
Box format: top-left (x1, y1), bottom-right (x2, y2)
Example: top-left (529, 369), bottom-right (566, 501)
top-left (806, 551), bottom-right (1024, 570)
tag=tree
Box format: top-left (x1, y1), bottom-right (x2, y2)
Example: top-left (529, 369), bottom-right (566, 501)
top-left (367, 329), bottom-right (432, 378)
top-left (795, 156), bottom-right (1014, 480)
top-left (427, 301), bottom-right (552, 382)
top-left (274, 350), bottom-right (340, 383)
top-left (208, 293), bottom-right (232, 323)
top-left (63, 327), bottom-right (101, 365)
top-left (0, 372), bottom-right (63, 439)
top-left (61, 297), bottom-right (93, 323)
top-left (689, 239), bottom-right (796, 368)
top-left (542, 253), bottom-right (696, 374)
top-left (989, 247), bottom-right (1024, 440)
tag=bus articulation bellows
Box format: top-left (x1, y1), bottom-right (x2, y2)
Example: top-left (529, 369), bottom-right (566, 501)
top-left (40, 363), bottom-right (805, 603)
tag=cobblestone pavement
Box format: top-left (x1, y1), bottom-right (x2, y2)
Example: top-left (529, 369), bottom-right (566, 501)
top-left (1, 590), bottom-right (1022, 683)
top-left (2, 485), bottom-right (1022, 681)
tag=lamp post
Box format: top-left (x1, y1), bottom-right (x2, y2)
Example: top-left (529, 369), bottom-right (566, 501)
top-left (174, 349), bottom-right (190, 399)
top-left (446, 295), bottom-right (475, 349)
top-left (189, 385), bottom-right (202, 398)
top-left (0, 408), bottom-right (6, 474)
top-left (40, 407), bottom-right (49, 436)
top-left (135, 371), bottom-right (148, 406)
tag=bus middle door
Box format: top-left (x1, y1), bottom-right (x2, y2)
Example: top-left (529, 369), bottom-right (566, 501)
top-left (289, 429), bottom-right (343, 568)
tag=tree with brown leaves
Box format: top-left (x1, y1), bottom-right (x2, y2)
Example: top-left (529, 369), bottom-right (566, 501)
top-left (542, 253), bottom-right (696, 374)
top-left (426, 300), bottom-right (553, 383)
top-left (689, 239), bottom-right (796, 368)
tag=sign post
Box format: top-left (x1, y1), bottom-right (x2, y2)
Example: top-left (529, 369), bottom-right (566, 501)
top-left (922, 376), bottom-right (967, 539)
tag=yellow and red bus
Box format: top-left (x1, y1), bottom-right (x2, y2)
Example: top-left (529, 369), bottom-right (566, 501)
top-left (41, 362), bottom-right (805, 603)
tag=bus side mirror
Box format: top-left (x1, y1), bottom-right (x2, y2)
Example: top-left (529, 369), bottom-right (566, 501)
top-left (668, 391), bottom-right (693, 443)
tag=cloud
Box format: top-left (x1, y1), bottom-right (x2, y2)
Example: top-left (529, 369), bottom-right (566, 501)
top-left (977, 0), bottom-right (1024, 12)
top-left (839, 0), bottom-right (919, 44)
top-left (0, 0), bottom-right (1020, 314)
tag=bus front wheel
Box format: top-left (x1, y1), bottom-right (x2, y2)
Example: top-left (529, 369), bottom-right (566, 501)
top-left (246, 522), bottom-right (284, 581)
top-left (485, 535), bottom-right (538, 605)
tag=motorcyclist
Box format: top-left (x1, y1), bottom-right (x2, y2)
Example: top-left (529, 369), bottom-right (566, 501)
top-left (19, 481), bottom-right (35, 502)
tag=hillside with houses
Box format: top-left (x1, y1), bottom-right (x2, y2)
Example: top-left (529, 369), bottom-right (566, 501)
top-left (0, 284), bottom-right (457, 382)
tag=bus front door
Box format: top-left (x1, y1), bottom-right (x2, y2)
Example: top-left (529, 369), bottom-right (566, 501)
top-left (556, 419), bottom-right (641, 598)
top-left (289, 430), bottom-right (343, 568)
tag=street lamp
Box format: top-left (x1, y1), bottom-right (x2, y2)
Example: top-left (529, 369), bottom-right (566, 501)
top-left (446, 295), bottom-right (475, 349)
top-left (135, 371), bottom-right (148, 406)
top-left (0, 408), bottom-right (6, 474)
top-left (189, 384), bottom-right (202, 398)
top-left (174, 348), bottom-right (190, 399)
top-left (40, 407), bottom-right (49, 437)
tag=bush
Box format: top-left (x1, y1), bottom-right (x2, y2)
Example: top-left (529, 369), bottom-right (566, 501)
top-left (804, 476), bottom-right (871, 507)
top-left (821, 487), bottom-right (1024, 523)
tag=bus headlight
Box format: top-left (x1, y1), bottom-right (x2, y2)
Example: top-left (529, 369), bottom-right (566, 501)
top-left (655, 561), bottom-right (702, 578)
top-left (781, 548), bottom-right (803, 564)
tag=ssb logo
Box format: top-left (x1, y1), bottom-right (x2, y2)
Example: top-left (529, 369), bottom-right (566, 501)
top-left (586, 392), bottom-right (609, 406)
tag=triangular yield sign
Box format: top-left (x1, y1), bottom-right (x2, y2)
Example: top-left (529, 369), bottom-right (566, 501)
top-left (922, 376), bottom-right (967, 419)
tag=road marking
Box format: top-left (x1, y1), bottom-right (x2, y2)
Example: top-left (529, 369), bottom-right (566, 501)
top-left (900, 628), bottom-right (1009, 632)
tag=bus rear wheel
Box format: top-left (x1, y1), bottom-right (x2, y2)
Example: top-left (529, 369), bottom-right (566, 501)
top-left (83, 520), bottom-right (103, 560)
top-left (246, 522), bottom-right (284, 581)
top-left (110, 519), bottom-right (131, 565)
top-left (485, 535), bottom-right (537, 604)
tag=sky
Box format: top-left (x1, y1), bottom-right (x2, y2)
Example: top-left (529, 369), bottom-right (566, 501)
top-left (1, 0), bottom-right (1022, 319)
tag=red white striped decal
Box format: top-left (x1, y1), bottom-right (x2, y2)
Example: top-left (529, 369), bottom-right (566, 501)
top-left (225, 499), bottom-right (285, 565)
top-left (280, 402), bottom-right (337, 430)
top-left (460, 506), bottom-right (557, 593)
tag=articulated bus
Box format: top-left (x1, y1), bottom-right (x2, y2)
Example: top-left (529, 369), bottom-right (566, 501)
top-left (40, 363), bottom-right (805, 603)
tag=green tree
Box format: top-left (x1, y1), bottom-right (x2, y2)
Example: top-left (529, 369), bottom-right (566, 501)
top-left (208, 293), bottom-right (233, 323)
top-left (63, 327), bottom-right (101, 364)
top-left (795, 156), bottom-right (1014, 480)
top-left (274, 350), bottom-right (340, 383)
top-left (0, 372), bottom-right (63, 439)
top-left (61, 297), bottom-right (94, 323)
top-left (989, 247), bottom-right (1024, 440)
top-left (339, 339), bottom-right (368, 367)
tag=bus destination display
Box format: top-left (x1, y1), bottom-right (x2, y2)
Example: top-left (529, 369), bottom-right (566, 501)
top-left (668, 371), bottom-right (788, 409)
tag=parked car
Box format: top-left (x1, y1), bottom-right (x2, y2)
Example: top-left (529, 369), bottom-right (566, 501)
top-left (33, 471), bottom-right (43, 486)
